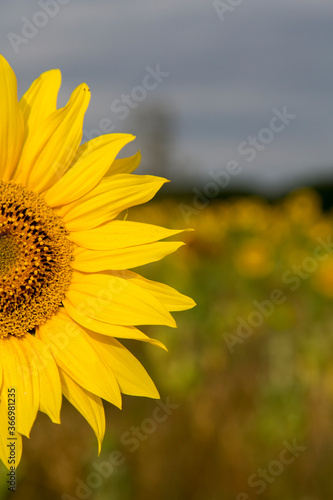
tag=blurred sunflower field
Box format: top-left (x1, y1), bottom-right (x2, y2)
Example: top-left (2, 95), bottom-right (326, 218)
top-left (2, 187), bottom-right (333, 500)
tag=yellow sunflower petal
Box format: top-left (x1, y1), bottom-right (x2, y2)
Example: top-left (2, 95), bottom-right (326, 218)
top-left (23, 334), bottom-right (62, 424)
top-left (63, 301), bottom-right (166, 350)
top-left (14, 82), bottom-right (91, 192)
top-left (85, 331), bottom-right (159, 398)
top-left (119, 271), bottom-right (197, 311)
top-left (44, 134), bottom-right (135, 207)
top-left (59, 370), bottom-right (105, 454)
top-left (0, 58), bottom-right (195, 468)
top-left (105, 150), bottom-right (141, 175)
top-left (19, 69), bottom-right (61, 142)
top-left (0, 55), bottom-right (24, 182)
top-left (72, 241), bottom-right (185, 271)
top-left (69, 220), bottom-right (185, 250)
top-left (0, 399), bottom-right (22, 469)
top-left (0, 336), bottom-right (39, 438)
top-left (58, 174), bottom-right (168, 231)
top-left (37, 310), bottom-right (122, 408)
top-left (66, 271), bottom-right (176, 327)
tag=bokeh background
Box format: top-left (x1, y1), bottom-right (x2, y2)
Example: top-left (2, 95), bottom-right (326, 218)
top-left (1, 1), bottom-right (333, 499)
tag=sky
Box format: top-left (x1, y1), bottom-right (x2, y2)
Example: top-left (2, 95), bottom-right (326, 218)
top-left (1, 0), bottom-right (333, 195)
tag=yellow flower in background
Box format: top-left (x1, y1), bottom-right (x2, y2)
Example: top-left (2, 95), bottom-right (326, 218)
top-left (282, 188), bottom-right (321, 225)
top-left (312, 256), bottom-right (333, 299)
top-left (234, 238), bottom-right (273, 278)
top-left (0, 56), bottom-right (195, 469)
top-left (229, 197), bottom-right (269, 232)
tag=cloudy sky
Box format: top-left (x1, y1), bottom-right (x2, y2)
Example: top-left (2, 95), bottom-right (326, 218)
top-left (1, 0), bottom-right (333, 194)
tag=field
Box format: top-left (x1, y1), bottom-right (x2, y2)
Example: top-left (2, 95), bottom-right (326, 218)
top-left (2, 188), bottom-right (333, 500)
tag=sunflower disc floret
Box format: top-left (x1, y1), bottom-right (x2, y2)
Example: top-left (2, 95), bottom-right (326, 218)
top-left (0, 181), bottom-right (72, 338)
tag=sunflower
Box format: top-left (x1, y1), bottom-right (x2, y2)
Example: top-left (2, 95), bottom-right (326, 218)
top-left (0, 55), bottom-right (195, 469)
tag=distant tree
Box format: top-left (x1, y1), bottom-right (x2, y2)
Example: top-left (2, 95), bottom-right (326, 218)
top-left (132, 101), bottom-right (175, 178)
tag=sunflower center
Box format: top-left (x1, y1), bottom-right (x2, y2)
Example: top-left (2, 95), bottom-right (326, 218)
top-left (0, 234), bottom-right (19, 275)
top-left (0, 181), bottom-right (73, 338)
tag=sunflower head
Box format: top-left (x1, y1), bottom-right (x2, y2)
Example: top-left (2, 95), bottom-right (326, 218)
top-left (0, 181), bottom-right (72, 338)
top-left (0, 55), bottom-right (195, 469)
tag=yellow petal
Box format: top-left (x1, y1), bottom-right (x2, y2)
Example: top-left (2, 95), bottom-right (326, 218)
top-left (104, 150), bottom-right (141, 176)
top-left (120, 271), bottom-right (197, 311)
top-left (59, 174), bottom-right (168, 231)
top-left (37, 310), bottom-right (122, 408)
top-left (44, 134), bottom-right (135, 207)
top-left (66, 271), bottom-right (176, 327)
top-left (14, 83), bottom-right (90, 192)
top-left (59, 370), bottom-right (105, 454)
top-left (0, 336), bottom-right (39, 438)
top-left (19, 69), bottom-right (61, 142)
top-left (69, 220), bottom-right (185, 250)
top-left (24, 334), bottom-right (62, 424)
top-left (85, 331), bottom-right (159, 399)
top-left (63, 300), bottom-right (166, 350)
top-left (0, 55), bottom-right (24, 182)
top-left (72, 241), bottom-right (185, 270)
